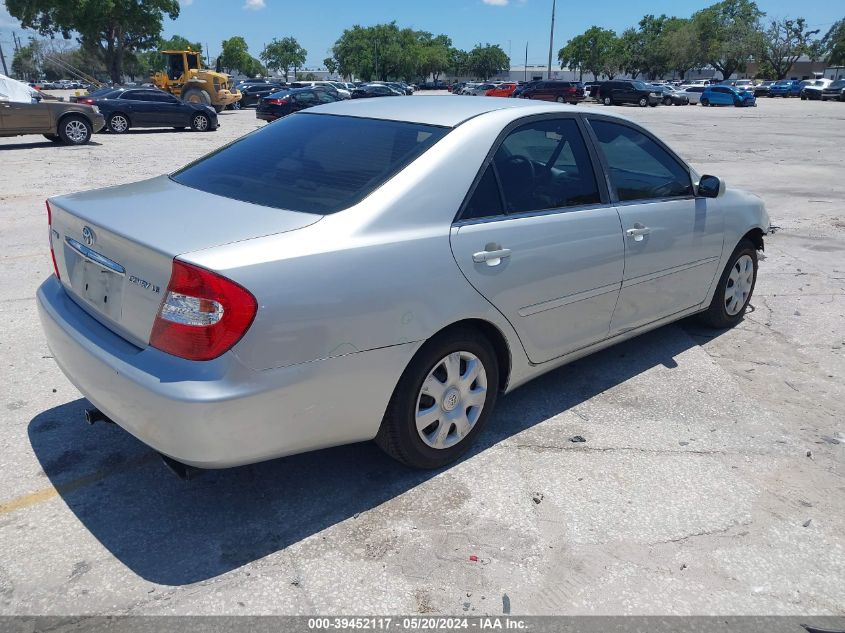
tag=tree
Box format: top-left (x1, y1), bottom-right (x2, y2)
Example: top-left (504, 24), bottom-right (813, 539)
top-left (820, 18), bottom-right (845, 65)
top-left (448, 47), bottom-right (469, 77)
top-left (260, 37), bottom-right (306, 81)
top-left (659, 18), bottom-right (701, 79)
top-left (558, 33), bottom-right (588, 80)
top-left (691, 0), bottom-right (764, 79)
top-left (6, 0), bottom-right (180, 83)
top-left (323, 56), bottom-right (339, 76)
top-left (467, 43), bottom-right (509, 80)
top-left (617, 27), bottom-right (644, 78)
top-left (220, 36), bottom-right (265, 77)
top-left (759, 18), bottom-right (819, 79)
top-left (418, 33), bottom-right (451, 83)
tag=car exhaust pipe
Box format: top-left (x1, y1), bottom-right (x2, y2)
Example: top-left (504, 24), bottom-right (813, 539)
top-left (84, 407), bottom-right (113, 425)
top-left (159, 453), bottom-right (201, 481)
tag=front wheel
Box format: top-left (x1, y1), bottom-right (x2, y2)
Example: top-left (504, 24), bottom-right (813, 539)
top-left (191, 113), bottom-right (211, 132)
top-left (555, 96), bottom-right (564, 103)
top-left (638, 97), bottom-right (648, 107)
top-left (58, 115), bottom-right (92, 145)
top-left (698, 239), bottom-right (758, 328)
top-left (375, 328), bottom-right (499, 469)
top-left (602, 96), bottom-right (612, 106)
top-left (107, 113), bottom-right (129, 134)
top-left (701, 98), bottom-right (709, 106)
top-left (663, 97), bottom-right (672, 106)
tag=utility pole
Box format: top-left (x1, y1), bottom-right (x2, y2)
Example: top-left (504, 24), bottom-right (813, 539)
top-left (0, 41), bottom-right (8, 76)
top-left (547, 0), bottom-right (556, 79)
top-left (524, 42), bottom-right (528, 82)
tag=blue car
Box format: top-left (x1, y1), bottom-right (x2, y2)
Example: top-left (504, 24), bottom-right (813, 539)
top-left (700, 85), bottom-right (756, 107)
top-left (768, 79), bottom-right (802, 97)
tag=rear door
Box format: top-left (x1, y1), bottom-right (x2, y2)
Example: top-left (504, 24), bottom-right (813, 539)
top-left (118, 90), bottom-right (154, 126)
top-left (585, 116), bottom-right (724, 333)
top-left (450, 115), bottom-right (624, 363)
top-left (149, 91), bottom-right (187, 126)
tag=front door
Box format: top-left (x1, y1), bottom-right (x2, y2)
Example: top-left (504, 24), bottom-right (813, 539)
top-left (586, 118), bottom-right (724, 333)
top-left (450, 116), bottom-right (624, 363)
top-left (2, 101), bottom-right (51, 133)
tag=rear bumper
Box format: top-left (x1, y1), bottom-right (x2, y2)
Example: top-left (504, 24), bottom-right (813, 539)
top-left (255, 109), bottom-right (279, 122)
top-left (37, 276), bottom-right (419, 468)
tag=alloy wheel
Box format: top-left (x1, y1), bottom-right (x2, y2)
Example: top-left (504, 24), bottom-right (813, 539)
top-left (415, 351), bottom-right (487, 450)
top-left (65, 120), bottom-right (89, 142)
top-left (725, 254), bottom-right (754, 315)
top-left (193, 115), bottom-right (209, 131)
top-left (109, 115), bottom-right (128, 133)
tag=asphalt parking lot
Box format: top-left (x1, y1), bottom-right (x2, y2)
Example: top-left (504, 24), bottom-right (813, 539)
top-left (1, 92), bottom-right (843, 615)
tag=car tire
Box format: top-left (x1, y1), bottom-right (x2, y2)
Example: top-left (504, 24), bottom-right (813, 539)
top-left (698, 238), bottom-right (758, 329)
top-left (663, 97), bottom-right (672, 105)
top-left (701, 98), bottom-right (709, 106)
top-left (375, 327), bottom-right (499, 469)
top-left (57, 115), bottom-right (92, 145)
top-left (602, 96), bottom-right (612, 106)
top-left (555, 96), bottom-right (564, 103)
top-left (638, 97), bottom-right (648, 107)
top-left (107, 113), bottom-right (130, 134)
top-left (190, 113), bottom-right (211, 132)
top-left (43, 134), bottom-right (62, 143)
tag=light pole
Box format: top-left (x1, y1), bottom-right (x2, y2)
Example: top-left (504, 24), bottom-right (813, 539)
top-left (547, 0), bottom-right (556, 79)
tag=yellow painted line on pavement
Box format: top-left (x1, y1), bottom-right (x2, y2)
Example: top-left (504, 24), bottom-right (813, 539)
top-left (0, 453), bottom-right (157, 516)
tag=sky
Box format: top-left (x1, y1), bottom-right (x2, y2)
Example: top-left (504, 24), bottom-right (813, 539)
top-left (0, 0), bottom-right (840, 70)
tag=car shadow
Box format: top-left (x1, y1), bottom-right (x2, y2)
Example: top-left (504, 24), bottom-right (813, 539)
top-left (0, 140), bottom-right (103, 150)
top-left (28, 322), bottom-right (726, 586)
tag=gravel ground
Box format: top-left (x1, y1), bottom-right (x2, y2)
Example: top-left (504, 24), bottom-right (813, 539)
top-left (0, 92), bottom-right (843, 616)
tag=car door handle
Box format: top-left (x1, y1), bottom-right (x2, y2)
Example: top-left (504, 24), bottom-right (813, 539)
top-left (472, 247), bottom-right (512, 264)
top-left (625, 225), bottom-right (651, 242)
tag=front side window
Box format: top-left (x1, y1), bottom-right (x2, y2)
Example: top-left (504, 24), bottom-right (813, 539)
top-left (589, 119), bottom-right (693, 202)
top-left (172, 114), bottom-right (447, 214)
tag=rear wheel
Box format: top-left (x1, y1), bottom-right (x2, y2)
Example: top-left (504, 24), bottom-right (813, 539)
top-left (191, 112), bottom-right (210, 132)
top-left (698, 239), bottom-right (758, 328)
top-left (701, 98), bottom-right (709, 106)
top-left (375, 328), bottom-right (499, 469)
top-left (602, 96), bottom-right (612, 106)
top-left (555, 96), bottom-right (564, 103)
top-left (107, 113), bottom-right (129, 134)
top-left (57, 115), bottom-right (92, 145)
top-left (638, 97), bottom-right (648, 107)
top-left (663, 96), bottom-right (672, 105)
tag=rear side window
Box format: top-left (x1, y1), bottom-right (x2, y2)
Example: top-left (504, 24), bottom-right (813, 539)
top-left (172, 114), bottom-right (448, 214)
top-left (589, 119), bottom-right (693, 202)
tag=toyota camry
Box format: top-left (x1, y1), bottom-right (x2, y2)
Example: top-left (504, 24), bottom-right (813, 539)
top-left (37, 97), bottom-right (769, 472)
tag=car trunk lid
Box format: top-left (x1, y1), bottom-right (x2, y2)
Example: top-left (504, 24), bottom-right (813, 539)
top-left (49, 175), bottom-right (320, 347)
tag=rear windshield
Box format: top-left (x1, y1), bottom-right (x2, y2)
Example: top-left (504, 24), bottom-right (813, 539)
top-left (171, 113), bottom-right (448, 214)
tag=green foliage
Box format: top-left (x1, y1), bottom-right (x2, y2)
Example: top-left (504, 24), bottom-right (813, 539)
top-left (690, 0), bottom-right (764, 79)
top-left (332, 22), bottom-right (453, 81)
top-left (220, 36), bottom-right (266, 78)
top-left (5, 0), bottom-right (180, 83)
top-left (11, 40), bottom-right (41, 80)
top-left (467, 43), bottom-right (509, 80)
top-left (260, 37), bottom-right (307, 81)
top-left (759, 18), bottom-right (820, 79)
top-left (323, 56), bottom-right (339, 76)
top-left (820, 18), bottom-right (845, 65)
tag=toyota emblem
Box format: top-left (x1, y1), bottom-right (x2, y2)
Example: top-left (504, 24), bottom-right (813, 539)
top-left (82, 226), bottom-right (95, 246)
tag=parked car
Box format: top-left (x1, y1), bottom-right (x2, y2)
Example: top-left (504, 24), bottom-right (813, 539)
top-left (238, 83), bottom-right (281, 107)
top-left (753, 80), bottom-right (775, 97)
top-left (289, 81), bottom-right (349, 99)
top-left (486, 82), bottom-right (518, 97)
top-left (518, 80), bottom-right (585, 104)
top-left (1, 74), bottom-right (104, 144)
top-left (256, 87), bottom-right (341, 122)
top-left (651, 84), bottom-right (690, 105)
top-left (800, 78), bottom-right (832, 100)
top-left (768, 79), bottom-right (802, 97)
top-left (820, 79), bottom-right (845, 101)
top-left (89, 88), bottom-right (218, 133)
top-left (37, 97), bottom-right (768, 473)
top-left (510, 81), bottom-right (539, 98)
top-left (351, 84), bottom-right (403, 98)
top-left (720, 79), bottom-right (755, 92)
top-left (598, 80), bottom-right (660, 107)
top-left (466, 83), bottom-right (497, 96)
top-left (701, 85), bottom-right (756, 107)
top-left (682, 85), bottom-right (706, 104)
top-left (449, 82), bottom-right (466, 94)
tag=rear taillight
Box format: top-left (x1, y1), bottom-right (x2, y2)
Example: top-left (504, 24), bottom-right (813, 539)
top-left (150, 260), bottom-right (257, 361)
top-left (77, 98), bottom-right (95, 105)
top-left (267, 98), bottom-right (289, 105)
top-left (46, 201), bottom-right (60, 280)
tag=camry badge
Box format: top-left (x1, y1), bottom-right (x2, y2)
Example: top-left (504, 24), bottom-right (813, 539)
top-left (81, 226), bottom-right (95, 246)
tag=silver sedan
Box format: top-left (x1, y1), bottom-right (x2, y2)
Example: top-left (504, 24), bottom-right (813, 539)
top-left (37, 97), bottom-right (769, 471)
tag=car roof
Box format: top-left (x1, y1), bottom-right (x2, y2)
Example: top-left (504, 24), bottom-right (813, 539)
top-left (305, 95), bottom-right (634, 128)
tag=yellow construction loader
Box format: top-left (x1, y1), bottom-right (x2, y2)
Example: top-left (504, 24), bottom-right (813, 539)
top-left (152, 49), bottom-right (241, 112)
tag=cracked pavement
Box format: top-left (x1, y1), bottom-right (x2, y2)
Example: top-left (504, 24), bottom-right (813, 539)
top-left (0, 94), bottom-right (843, 615)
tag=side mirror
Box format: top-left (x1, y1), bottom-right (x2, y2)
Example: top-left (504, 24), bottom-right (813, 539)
top-left (698, 174), bottom-right (724, 198)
